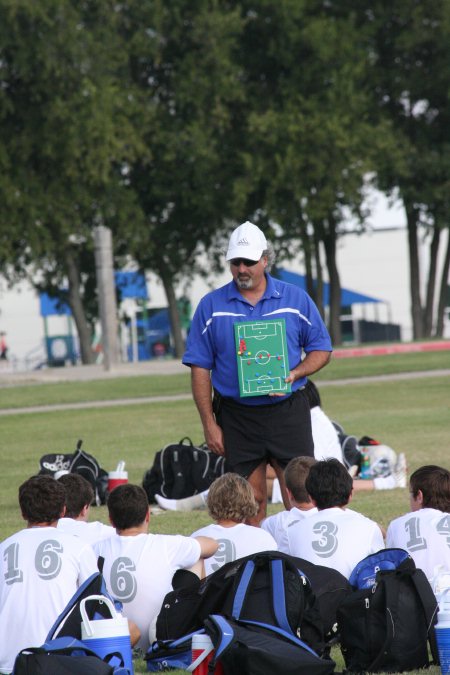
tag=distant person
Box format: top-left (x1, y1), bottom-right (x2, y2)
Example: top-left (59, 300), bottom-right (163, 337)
top-left (0, 475), bottom-right (98, 674)
top-left (287, 458), bottom-right (384, 579)
top-left (0, 332), bottom-right (8, 360)
top-left (56, 473), bottom-right (114, 545)
top-left (191, 473), bottom-right (277, 574)
top-left (183, 220), bottom-right (332, 523)
top-left (306, 379), bottom-right (407, 490)
top-left (261, 456), bottom-right (317, 553)
top-left (386, 465), bottom-right (450, 584)
top-left (93, 484), bottom-right (218, 652)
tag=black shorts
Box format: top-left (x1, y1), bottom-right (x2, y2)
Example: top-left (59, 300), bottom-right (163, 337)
top-left (213, 388), bottom-right (314, 478)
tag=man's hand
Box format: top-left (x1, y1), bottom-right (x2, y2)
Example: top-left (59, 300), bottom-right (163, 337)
top-left (204, 420), bottom-right (225, 456)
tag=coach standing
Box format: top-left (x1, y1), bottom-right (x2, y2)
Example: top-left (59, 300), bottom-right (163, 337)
top-left (183, 221), bottom-right (332, 523)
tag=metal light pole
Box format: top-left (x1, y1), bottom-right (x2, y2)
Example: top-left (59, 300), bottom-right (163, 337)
top-left (94, 226), bottom-right (120, 370)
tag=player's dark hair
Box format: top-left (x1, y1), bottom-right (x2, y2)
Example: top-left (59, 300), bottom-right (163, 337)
top-left (57, 473), bottom-right (94, 518)
top-left (284, 456), bottom-right (317, 503)
top-left (304, 379), bottom-right (321, 409)
top-left (207, 473), bottom-right (258, 522)
top-left (305, 458), bottom-right (353, 509)
top-left (19, 474), bottom-right (66, 524)
top-left (107, 483), bottom-right (149, 530)
top-left (410, 465), bottom-right (450, 512)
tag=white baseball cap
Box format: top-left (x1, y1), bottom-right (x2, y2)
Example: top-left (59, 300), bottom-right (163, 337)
top-left (226, 221), bottom-right (267, 262)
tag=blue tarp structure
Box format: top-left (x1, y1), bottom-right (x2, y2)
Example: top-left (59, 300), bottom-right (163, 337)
top-left (115, 271), bottom-right (148, 300)
top-left (274, 268), bottom-right (383, 307)
top-left (39, 293), bottom-right (72, 317)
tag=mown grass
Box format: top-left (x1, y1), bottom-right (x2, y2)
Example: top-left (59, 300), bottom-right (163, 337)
top-left (0, 348), bottom-right (448, 410)
top-left (0, 373), bottom-right (191, 409)
top-left (1, 362), bottom-right (449, 674)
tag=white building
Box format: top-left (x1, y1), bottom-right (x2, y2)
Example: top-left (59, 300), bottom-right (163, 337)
top-left (1, 197), bottom-right (449, 368)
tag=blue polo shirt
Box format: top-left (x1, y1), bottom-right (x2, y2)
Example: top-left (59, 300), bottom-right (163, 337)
top-left (183, 274), bottom-right (332, 405)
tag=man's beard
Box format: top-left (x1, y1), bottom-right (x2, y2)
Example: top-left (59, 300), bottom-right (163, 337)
top-left (236, 277), bottom-right (253, 289)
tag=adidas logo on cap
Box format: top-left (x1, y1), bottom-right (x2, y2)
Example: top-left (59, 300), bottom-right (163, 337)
top-left (237, 238), bottom-right (249, 246)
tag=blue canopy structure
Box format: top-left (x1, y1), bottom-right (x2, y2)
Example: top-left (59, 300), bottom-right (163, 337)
top-left (274, 268), bottom-right (383, 307)
top-left (39, 292), bottom-right (72, 317)
top-left (115, 271), bottom-right (148, 301)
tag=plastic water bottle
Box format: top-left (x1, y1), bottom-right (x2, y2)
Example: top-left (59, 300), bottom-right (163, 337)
top-left (435, 588), bottom-right (450, 674)
top-left (359, 451), bottom-right (372, 479)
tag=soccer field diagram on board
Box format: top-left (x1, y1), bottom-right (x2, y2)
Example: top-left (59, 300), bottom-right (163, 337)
top-left (234, 319), bottom-right (292, 397)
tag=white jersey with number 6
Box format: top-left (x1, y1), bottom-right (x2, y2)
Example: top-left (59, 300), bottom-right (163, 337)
top-left (386, 508), bottom-right (450, 583)
top-left (94, 533), bottom-right (201, 651)
top-left (0, 526), bottom-right (98, 674)
top-left (287, 507), bottom-right (384, 579)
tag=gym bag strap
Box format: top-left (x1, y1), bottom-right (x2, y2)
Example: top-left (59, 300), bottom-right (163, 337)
top-left (410, 568), bottom-right (440, 664)
top-left (231, 558), bottom-right (295, 635)
top-left (145, 629), bottom-right (205, 672)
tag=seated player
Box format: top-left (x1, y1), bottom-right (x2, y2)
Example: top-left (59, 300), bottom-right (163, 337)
top-left (386, 465), bottom-right (450, 585)
top-left (57, 473), bottom-right (115, 545)
top-left (93, 483), bottom-right (218, 652)
top-left (0, 475), bottom-right (98, 674)
top-left (287, 458), bottom-right (385, 579)
top-left (261, 456), bottom-right (317, 553)
top-left (191, 473), bottom-right (277, 575)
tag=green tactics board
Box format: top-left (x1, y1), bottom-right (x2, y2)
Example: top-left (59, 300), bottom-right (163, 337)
top-left (234, 319), bottom-right (291, 397)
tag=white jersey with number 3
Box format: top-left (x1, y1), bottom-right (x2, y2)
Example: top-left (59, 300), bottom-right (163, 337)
top-left (287, 507), bottom-right (384, 579)
top-left (191, 523), bottom-right (277, 575)
top-left (261, 507), bottom-right (318, 553)
top-left (386, 508), bottom-right (450, 583)
top-left (94, 533), bottom-right (201, 651)
top-left (0, 526), bottom-right (98, 674)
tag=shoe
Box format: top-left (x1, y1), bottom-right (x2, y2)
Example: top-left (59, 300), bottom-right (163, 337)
top-left (155, 494), bottom-right (179, 511)
top-left (393, 453), bottom-right (407, 488)
top-left (348, 464), bottom-right (359, 478)
top-left (155, 492), bottom-right (207, 512)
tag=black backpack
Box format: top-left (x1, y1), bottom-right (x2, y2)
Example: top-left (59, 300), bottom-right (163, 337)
top-left (39, 440), bottom-right (108, 506)
top-left (289, 556), bottom-right (352, 642)
top-left (337, 548), bottom-right (439, 673)
top-left (13, 638), bottom-right (130, 675)
top-left (142, 436), bottom-right (226, 503)
top-left (68, 440), bottom-right (108, 506)
top-left (155, 550), bottom-right (326, 657)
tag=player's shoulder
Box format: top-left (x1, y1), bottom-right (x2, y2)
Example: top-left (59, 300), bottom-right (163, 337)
top-left (200, 281), bottom-right (234, 304)
top-left (0, 527), bottom-right (26, 550)
top-left (270, 275), bottom-right (306, 298)
top-left (191, 525), bottom-right (211, 538)
top-left (345, 508), bottom-right (380, 525)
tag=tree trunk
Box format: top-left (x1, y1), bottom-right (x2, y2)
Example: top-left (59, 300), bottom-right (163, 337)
top-left (435, 226), bottom-right (450, 337)
top-left (404, 202), bottom-right (423, 339)
top-left (160, 272), bottom-right (185, 358)
top-left (322, 216), bottom-right (342, 345)
top-left (313, 226), bottom-right (325, 318)
top-left (65, 249), bottom-right (96, 364)
top-left (423, 226), bottom-right (440, 337)
top-left (301, 224), bottom-right (315, 300)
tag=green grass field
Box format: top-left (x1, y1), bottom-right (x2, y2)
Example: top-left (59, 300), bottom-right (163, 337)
top-left (1, 351), bottom-right (449, 673)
